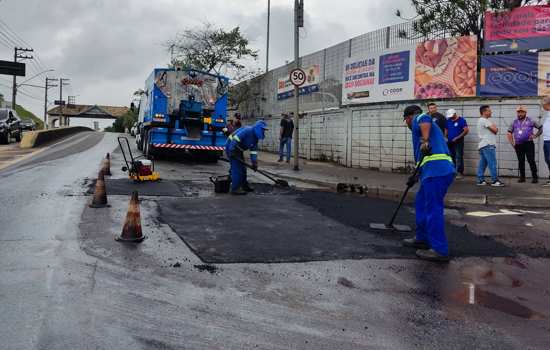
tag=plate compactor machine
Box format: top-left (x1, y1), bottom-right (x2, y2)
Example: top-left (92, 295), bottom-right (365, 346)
top-left (118, 136), bottom-right (161, 182)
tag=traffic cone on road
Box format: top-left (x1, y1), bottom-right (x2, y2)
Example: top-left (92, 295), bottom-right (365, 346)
top-left (115, 191), bottom-right (145, 243)
top-left (89, 170), bottom-right (109, 208)
top-left (101, 153), bottom-right (112, 176)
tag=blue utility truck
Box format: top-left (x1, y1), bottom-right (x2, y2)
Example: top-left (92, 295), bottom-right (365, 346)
top-left (136, 68), bottom-right (230, 160)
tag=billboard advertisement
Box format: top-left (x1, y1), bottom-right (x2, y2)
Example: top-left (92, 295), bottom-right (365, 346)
top-left (415, 36), bottom-right (478, 99)
top-left (479, 53), bottom-right (539, 97)
top-left (342, 46), bottom-right (415, 105)
top-left (485, 6), bottom-right (550, 53)
top-left (277, 65), bottom-right (320, 100)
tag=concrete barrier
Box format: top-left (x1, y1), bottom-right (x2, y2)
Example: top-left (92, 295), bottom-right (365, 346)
top-left (20, 126), bottom-right (93, 149)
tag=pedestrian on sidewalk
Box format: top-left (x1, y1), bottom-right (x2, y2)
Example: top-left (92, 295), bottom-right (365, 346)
top-left (507, 105), bottom-right (542, 184)
top-left (542, 97), bottom-right (550, 186)
top-left (402, 105), bottom-right (455, 262)
top-left (278, 112), bottom-right (294, 163)
top-left (445, 109), bottom-right (469, 179)
top-left (225, 120), bottom-right (269, 195)
top-left (476, 105), bottom-right (505, 187)
top-left (427, 102), bottom-right (447, 134)
top-left (234, 113), bottom-right (243, 129)
top-left (224, 119), bottom-right (235, 137)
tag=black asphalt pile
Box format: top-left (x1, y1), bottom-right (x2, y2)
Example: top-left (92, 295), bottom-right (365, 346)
top-left (156, 189), bottom-right (538, 264)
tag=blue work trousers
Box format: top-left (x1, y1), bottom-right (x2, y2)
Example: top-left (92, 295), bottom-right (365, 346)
top-left (279, 137), bottom-right (292, 161)
top-left (415, 173), bottom-right (454, 256)
top-left (228, 154), bottom-right (247, 192)
top-left (477, 145), bottom-right (499, 183)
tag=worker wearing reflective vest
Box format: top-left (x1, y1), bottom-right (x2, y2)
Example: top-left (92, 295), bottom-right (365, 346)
top-left (403, 105), bottom-right (456, 262)
top-left (226, 120), bottom-right (269, 195)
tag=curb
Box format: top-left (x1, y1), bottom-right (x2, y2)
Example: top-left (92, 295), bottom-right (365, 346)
top-left (264, 168), bottom-right (550, 208)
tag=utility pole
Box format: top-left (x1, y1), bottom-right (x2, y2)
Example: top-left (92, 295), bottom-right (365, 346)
top-left (44, 77), bottom-right (58, 129)
top-left (293, 0), bottom-right (304, 171)
top-left (266, 0), bottom-right (271, 73)
top-left (169, 44), bottom-right (175, 66)
top-left (59, 78), bottom-right (70, 127)
top-left (12, 47), bottom-right (34, 109)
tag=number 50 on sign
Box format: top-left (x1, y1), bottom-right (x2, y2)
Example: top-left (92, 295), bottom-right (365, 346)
top-left (290, 68), bottom-right (306, 87)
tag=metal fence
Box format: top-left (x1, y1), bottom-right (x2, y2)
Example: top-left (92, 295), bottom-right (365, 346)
top-left (235, 20), bottom-right (448, 118)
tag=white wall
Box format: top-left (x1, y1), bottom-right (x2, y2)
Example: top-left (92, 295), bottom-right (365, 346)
top-left (69, 117), bottom-right (116, 131)
top-left (255, 98), bottom-right (550, 179)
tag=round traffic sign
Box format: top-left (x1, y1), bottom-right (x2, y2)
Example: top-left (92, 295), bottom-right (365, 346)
top-left (289, 68), bottom-right (307, 87)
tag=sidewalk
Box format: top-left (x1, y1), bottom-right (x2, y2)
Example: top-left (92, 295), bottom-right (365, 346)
top-left (258, 152), bottom-right (550, 208)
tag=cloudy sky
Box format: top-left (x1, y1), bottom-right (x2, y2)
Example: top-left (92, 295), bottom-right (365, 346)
top-left (0, 0), bottom-right (414, 117)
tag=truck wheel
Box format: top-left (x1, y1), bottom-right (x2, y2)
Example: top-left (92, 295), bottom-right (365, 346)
top-left (0, 132), bottom-right (8, 144)
top-left (136, 132), bottom-right (143, 151)
top-left (15, 130), bottom-right (21, 143)
top-left (143, 132), bottom-right (149, 156)
top-left (144, 130), bottom-right (155, 160)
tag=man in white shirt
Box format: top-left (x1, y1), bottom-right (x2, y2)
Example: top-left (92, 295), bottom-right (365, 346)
top-left (477, 105), bottom-right (504, 187)
top-left (542, 97), bottom-right (550, 186)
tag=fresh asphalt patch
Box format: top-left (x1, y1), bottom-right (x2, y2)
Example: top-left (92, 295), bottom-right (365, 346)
top-left (156, 189), bottom-right (541, 264)
top-left (86, 178), bottom-right (278, 197)
top-left (87, 178), bottom-right (185, 197)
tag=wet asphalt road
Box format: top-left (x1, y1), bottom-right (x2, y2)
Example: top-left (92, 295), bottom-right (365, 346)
top-left (1, 132), bottom-right (549, 349)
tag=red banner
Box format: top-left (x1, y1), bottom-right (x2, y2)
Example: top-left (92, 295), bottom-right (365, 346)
top-left (485, 6), bottom-right (550, 52)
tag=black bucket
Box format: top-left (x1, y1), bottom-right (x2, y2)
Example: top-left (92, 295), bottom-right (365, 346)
top-left (209, 175), bottom-right (231, 193)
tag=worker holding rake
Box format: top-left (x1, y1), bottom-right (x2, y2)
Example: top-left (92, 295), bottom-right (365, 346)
top-left (226, 120), bottom-right (269, 195)
top-left (402, 105), bottom-right (456, 262)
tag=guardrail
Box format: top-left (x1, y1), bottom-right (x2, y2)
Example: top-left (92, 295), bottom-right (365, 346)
top-left (20, 126), bottom-right (93, 148)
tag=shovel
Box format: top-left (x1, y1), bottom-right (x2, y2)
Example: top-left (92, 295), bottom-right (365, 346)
top-left (369, 157), bottom-right (425, 233)
top-left (220, 157), bottom-right (290, 187)
top-left (238, 159), bottom-right (290, 187)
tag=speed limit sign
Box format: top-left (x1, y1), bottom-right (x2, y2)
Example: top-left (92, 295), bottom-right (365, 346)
top-left (289, 68), bottom-right (307, 87)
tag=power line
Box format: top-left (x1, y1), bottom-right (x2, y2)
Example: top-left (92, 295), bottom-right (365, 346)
top-left (0, 30), bottom-right (18, 48)
top-left (17, 88), bottom-right (43, 101)
top-left (0, 34), bottom-right (13, 49)
top-left (0, 20), bottom-right (48, 73)
top-left (0, 19), bottom-right (32, 48)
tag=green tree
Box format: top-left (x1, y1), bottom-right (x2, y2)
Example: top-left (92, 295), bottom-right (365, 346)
top-left (105, 108), bottom-right (137, 133)
top-left (166, 23), bottom-right (258, 77)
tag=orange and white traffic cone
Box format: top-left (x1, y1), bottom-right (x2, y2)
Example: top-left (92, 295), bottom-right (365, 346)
top-left (89, 170), bottom-right (109, 208)
top-left (115, 191), bottom-right (145, 243)
top-left (102, 153), bottom-right (112, 176)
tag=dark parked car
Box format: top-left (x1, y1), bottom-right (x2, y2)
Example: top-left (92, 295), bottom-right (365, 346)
top-left (20, 119), bottom-right (36, 131)
top-left (0, 108), bottom-right (22, 144)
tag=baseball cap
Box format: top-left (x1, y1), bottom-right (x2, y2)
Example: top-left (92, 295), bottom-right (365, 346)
top-left (516, 105), bottom-right (527, 112)
top-left (446, 109), bottom-right (457, 119)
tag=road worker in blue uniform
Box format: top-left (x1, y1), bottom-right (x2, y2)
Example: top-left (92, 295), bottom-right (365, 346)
top-left (226, 120), bottom-right (269, 195)
top-left (402, 105), bottom-right (456, 262)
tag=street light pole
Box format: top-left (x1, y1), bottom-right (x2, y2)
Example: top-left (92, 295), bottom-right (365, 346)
top-left (293, 0), bottom-right (303, 171)
top-left (266, 0), bottom-right (271, 73)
